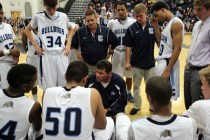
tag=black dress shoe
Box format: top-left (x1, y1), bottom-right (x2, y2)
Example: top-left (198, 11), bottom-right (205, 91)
top-left (130, 108), bottom-right (140, 115)
top-left (149, 108), bottom-right (153, 112)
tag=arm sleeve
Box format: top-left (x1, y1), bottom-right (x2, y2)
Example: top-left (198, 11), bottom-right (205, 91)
top-left (183, 101), bottom-right (207, 130)
top-left (107, 29), bottom-right (119, 49)
top-left (71, 30), bottom-right (79, 49)
top-left (127, 124), bottom-right (135, 140)
top-left (123, 27), bottom-right (133, 47)
top-left (109, 78), bottom-right (127, 115)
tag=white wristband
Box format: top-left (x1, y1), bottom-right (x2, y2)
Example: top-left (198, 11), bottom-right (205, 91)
top-left (3, 50), bottom-right (10, 55)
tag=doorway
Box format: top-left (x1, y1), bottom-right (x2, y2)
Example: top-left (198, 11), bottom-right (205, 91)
top-left (11, 11), bottom-right (21, 19)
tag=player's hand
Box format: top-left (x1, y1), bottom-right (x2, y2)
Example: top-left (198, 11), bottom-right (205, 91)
top-left (10, 48), bottom-right (20, 57)
top-left (64, 46), bottom-right (70, 56)
top-left (149, 16), bottom-right (159, 28)
top-left (125, 63), bottom-right (131, 70)
top-left (34, 45), bottom-right (44, 56)
top-left (75, 51), bottom-right (83, 61)
top-left (12, 56), bottom-right (19, 65)
top-left (161, 70), bottom-right (170, 80)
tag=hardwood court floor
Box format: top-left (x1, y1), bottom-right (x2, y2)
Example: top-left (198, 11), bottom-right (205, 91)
top-left (20, 34), bottom-right (192, 120)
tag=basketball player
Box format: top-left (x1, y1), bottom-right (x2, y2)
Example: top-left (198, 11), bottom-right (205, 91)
top-left (42, 61), bottom-right (114, 140)
top-left (0, 64), bottom-right (42, 139)
top-left (22, 27), bottom-right (39, 101)
top-left (150, 1), bottom-right (184, 100)
top-left (56, 7), bottom-right (79, 63)
top-left (107, 1), bottom-right (136, 103)
top-left (128, 76), bottom-right (197, 140)
top-left (0, 2), bottom-right (20, 89)
top-left (25, 0), bottom-right (73, 91)
top-left (183, 66), bottom-right (210, 139)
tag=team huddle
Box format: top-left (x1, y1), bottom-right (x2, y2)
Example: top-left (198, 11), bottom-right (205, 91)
top-left (0, 0), bottom-right (210, 139)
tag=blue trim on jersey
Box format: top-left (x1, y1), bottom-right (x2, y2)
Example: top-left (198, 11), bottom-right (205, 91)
top-left (63, 86), bottom-right (77, 91)
top-left (2, 89), bottom-right (24, 98)
top-left (147, 114), bottom-right (177, 125)
top-left (43, 11), bottom-right (59, 21)
top-left (39, 55), bottom-right (43, 85)
top-left (170, 68), bottom-right (175, 90)
top-left (92, 132), bottom-right (95, 140)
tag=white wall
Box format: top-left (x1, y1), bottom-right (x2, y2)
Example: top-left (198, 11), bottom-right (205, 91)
top-left (0, 0), bottom-right (41, 18)
top-left (59, 0), bottom-right (69, 8)
top-left (0, 0), bottom-right (69, 18)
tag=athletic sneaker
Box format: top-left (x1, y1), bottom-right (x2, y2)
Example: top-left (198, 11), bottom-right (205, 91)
top-left (127, 93), bottom-right (134, 103)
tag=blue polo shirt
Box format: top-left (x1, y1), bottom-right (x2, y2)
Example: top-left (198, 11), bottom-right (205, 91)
top-left (85, 73), bottom-right (127, 116)
top-left (123, 21), bottom-right (156, 69)
top-left (72, 24), bottom-right (119, 65)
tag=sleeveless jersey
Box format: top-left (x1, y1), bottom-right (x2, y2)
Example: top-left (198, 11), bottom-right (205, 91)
top-left (0, 89), bottom-right (35, 139)
top-left (0, 22), bottom-right (15, 61)
top-left (30, 11), bottom-right (69, 53)
top-left (27, 30), bottom-right (40, 57)
top-left (130, 114), bottom-right (196, 140)
top-left (107, 17), bottom-right (136, 49)
top-left (158, 17), bottom-right (184, 59)
top-left (184, 100), bottom-right (210, 140)
top-left (42, 86), bottom-right (95, 140)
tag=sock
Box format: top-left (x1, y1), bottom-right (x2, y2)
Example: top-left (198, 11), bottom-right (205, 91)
top-left (127, 90), bottom-right (131, 94)
top-left (32, 94), bottom-right (38, 101)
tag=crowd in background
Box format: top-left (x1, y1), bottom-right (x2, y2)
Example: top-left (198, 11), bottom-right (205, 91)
top-left (3, 0), bottom-right (198, 35)
top-left (82, 0), bottom-right (198, 32)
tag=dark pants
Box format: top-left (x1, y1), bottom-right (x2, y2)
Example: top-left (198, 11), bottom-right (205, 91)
top-left (184, 66), bottom-right (204, 109)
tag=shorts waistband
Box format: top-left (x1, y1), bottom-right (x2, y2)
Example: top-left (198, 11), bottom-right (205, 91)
top-left (44, 51), bottom-right (64, 55)
top-left (115, 48), bottom-right (125, 52)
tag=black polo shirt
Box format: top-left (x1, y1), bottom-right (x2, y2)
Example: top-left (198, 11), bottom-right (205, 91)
top-left (72, 24), bottom-right (119, 65)
top-left (123, 21), bottom-right (156, 69)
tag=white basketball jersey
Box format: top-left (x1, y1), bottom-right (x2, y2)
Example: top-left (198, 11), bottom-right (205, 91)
top-left (42, 86), bottom-right (95, 140)
top-left (30, 11), bottom-right (69, 52)
top-left (158, 17), bottom-right (184, 59)
top-left (130, 115), bottom-right (196, 140)
top-left (0, 22), bottom-right (15, 61)
top-left (184, 100), bottom-right (210, 140)
top-left (107, 17), bottom-right (136, 49)
top-left (0, 89), bottom-right (35, 139)
top-left (27, 30), bottom-right (40, 57)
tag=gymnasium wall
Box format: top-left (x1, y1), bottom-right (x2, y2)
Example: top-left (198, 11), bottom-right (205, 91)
top-left (0, 0), bottom-right (39, 19)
